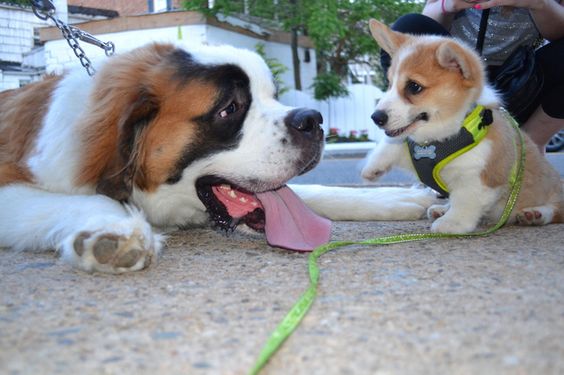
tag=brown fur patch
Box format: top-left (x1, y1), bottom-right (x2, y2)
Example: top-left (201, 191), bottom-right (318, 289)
top-left (136, 82), bottom-right (217, 192)
top-left (0, 76), bottom-right (61, 186)
top-left (76, 44), bottom-right (178, 191)
top-left (75, 43), bottom-right (219, 199)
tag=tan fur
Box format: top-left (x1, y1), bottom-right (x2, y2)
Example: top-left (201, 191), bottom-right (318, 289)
top-left (395, 40), bottom-right (483, 118)
top-left (0, 76), bottom-right (61, 186)
top-left (369, 19), bottom-right (407, 57)
top-left (480, 114), bottom-right (516, 189)
top-left (515, 136), bottom-right (563, 224)
top-left (481, 112), bottom-right (563, 224)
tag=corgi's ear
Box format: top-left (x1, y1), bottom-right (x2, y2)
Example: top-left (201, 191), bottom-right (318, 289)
top-left (436, 40), bottom-right (482, 82)
top-left (369, 19), bottom-right (407, 56)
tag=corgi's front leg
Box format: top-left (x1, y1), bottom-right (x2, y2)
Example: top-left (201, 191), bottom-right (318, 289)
top-left (430, 184), bottom-right (499, 234)
top-left (362, 138), bottom-right (411, 181)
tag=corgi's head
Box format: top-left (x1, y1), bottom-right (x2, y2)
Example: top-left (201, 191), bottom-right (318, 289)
top-left (369, 19), bottom-right (498, 143)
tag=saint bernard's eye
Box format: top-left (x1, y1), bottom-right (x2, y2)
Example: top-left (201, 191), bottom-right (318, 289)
top-left (219, 102), bottom-right (238, 118)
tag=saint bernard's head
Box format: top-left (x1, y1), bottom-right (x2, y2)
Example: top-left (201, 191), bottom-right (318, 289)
top-left (76, 43), bottom-right (326, 250)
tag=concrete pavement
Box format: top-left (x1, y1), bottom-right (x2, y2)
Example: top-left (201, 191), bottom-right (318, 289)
top-left (290, 145), bottom-right (564, 185)
top-left (1, 150), bottom-right (563, 375)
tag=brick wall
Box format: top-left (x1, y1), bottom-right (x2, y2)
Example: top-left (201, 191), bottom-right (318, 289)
top-left (67, 0), bottom-right (185, 16)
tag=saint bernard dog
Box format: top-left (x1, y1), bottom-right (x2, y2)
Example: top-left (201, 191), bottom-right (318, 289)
top-left (0, 43), bottom-right (435, 273)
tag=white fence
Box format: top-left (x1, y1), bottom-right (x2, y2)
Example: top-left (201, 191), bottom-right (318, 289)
top-left (279, 83), bottom-right (386, 143)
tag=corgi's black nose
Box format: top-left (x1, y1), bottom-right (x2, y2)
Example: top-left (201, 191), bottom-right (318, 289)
top-left (371, 110), bottom-right (388, 127)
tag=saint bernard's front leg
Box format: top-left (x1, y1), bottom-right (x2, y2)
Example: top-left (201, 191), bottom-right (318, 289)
top-left (0, 185), bottom-right (163, 273)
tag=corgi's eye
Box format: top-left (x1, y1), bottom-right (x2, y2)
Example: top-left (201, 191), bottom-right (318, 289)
top-left (406, 80), bottom-right (424, 95)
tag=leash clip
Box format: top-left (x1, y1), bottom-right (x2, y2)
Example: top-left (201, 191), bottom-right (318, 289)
top-left (30, 0), bottom-right (115, 76)
top-left (31, 0), bottom-right (55, 20)
top-left (70, 27), bottom-right (116, 56)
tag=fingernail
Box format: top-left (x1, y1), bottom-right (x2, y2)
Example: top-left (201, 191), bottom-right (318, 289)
top-left (473, 4), bottom-right (482, 9)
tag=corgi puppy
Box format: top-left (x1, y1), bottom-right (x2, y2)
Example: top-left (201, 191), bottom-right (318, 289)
top-left (362, 19), bottom-right (563, 234)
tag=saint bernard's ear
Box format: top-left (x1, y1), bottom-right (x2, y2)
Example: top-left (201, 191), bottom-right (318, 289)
top-left (94, 92), bottom-right (159, 202)
top-left (77, 44), bottom-right (174, 202)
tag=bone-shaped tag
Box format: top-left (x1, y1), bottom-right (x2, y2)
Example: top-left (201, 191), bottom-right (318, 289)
top-left (413, 144), bottom-right (436, 160)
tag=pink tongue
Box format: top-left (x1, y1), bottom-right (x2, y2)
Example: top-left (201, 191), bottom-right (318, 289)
top-left (256, 186), bottom-right (332, 252)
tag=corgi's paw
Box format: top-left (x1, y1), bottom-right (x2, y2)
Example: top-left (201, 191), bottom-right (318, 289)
top-left (427, 203), bottom-right (449, 221)
top-left (431, 215), bottom-right (476, 234)
top-left (361, 164), bottom-right (388, 181)
top-left (516, 206), bottom-right (553, 226)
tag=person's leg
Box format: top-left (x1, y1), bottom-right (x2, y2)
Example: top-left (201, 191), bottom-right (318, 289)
top-left (380, 14), bottom-right (451, 78)
top-left (520, 106), bottom-right (564, 153)
top-left (519, 38), bottom-right (564, 152)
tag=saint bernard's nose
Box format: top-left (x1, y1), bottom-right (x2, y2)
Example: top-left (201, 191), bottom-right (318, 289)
top-left (285, 108), bottom-right (323, 134)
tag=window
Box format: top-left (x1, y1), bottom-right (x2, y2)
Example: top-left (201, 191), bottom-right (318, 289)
top-left (148, 0), bottom-right (171, 13)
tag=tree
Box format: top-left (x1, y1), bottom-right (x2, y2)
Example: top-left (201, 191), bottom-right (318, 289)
top-left (182, 0), bottom-right (423, 99)
top-left (254, 42), bottom-right (289, 97)
top-left (3, 0), bottom-right (33, 6)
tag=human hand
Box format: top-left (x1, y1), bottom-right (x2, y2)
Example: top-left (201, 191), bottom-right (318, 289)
top-left (441, 0), bottom-right (489, 13)
top-left (477, 0), bottom-right (545, 10)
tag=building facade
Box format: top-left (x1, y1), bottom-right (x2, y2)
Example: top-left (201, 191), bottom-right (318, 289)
top-left (1, 1), bottom-right (316, 93)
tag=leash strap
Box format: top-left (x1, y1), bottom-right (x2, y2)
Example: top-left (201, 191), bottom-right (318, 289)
top-left (476, 8), bottom-right (490, 54)
top-left (248, 115), bottom-right (525, 375)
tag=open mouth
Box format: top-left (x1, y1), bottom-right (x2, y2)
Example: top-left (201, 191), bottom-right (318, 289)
top-left (196, 176), bottom-right (331, 251)
top-left (385, 112), bottom-right (429, 137)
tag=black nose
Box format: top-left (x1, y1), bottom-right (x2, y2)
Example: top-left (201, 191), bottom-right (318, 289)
top-left (371, 110), bottom-right (388, 127)
top-left (285, 108), bottom-right (323, 132)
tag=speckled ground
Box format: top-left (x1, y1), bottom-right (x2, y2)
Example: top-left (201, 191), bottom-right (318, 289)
top-left (1, 220), bottom-right (563, 375)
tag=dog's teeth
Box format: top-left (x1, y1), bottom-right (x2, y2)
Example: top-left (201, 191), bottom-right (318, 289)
top-left (228, 190), bottom-right (237, 198)
top-left (239, 197), bottom-right (248, 203)
top-left (220, 184), bottom-right (231, 190)
top-left (251, 202), bottom-right (258, 207)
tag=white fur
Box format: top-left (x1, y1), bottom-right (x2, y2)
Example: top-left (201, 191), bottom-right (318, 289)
top-left (362, 135), bottom-right (497, 233)
top-left (0, 185), bottom-right (162, 273)
top-left (27, 69), bottom-right (94, 194)
top-left (290, 184), bottom-right (437, 221)
top-left (1, 44), bottom-right (436, 273)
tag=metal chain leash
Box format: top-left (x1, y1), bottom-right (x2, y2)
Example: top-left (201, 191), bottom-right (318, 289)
top-left (30, 0), bottom-right (115, 76)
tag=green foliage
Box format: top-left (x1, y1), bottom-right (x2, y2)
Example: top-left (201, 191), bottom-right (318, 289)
top-left (2, 0), bottom-right (31, 6)
top-left (183, 0), bottom-right (240, 16)
top-left (254, 43), bottom-right (290, 96)
top-left (312, 72), bottom-right (348, 101)
top-left (182, 0), bottom-right (424, 96)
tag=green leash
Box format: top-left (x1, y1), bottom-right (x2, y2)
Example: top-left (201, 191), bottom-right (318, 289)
top-left (248, 114), bottom-right (525, 375)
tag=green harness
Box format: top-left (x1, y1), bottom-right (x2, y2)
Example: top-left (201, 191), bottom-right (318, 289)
top-left (407, 105), bottom-right (494, 197)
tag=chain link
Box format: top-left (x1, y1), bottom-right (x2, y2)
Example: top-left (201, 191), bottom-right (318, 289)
top-left (31, 0), bottom-right (115, 76)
